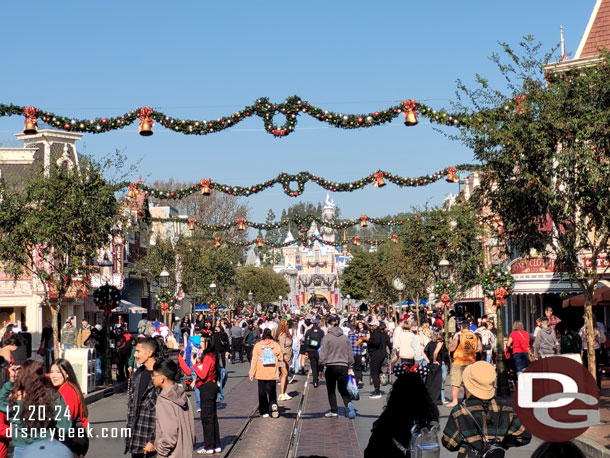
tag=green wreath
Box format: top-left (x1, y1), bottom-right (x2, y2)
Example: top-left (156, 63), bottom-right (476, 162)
top-left (480, 266), bottom-right (514, 298)
top-left (433, 280), bottom-right (457, 302)
top-left (155, 289), bottom-right (175, 307)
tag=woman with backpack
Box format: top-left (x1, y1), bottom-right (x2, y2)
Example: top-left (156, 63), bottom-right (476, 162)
top-left (194, 336), bottom-right (221, 455)
top-left (249, 328), bottom-right (282, 418)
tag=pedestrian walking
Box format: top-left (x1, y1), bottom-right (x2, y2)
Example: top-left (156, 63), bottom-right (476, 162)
top-left (318, 316), bottom-right (356, 418)
top-left (366, 319), bottom-right (389, 399)
top-left (61, 317), bottom-right (77, 351)
top-left (364, 372), bottom-right (439, 458)
top-left (423, 331), bottom-right (448, 405)
top-left (580, 318), bottom-right (607, 388)
top-left (559, 324), bottom-right (582, 363)
top-left (507, 320), bottom-right (530, 374)
top-left (125, 337), bottom-right (161, 458)
top-left (249, 328), bottom-right (282, 418)
top-left (447, 321), bottom-right (481, 407)
top-left (442, 361), bottom-right (531, 457)
top-left (475, 320), bottom-right (496, 364)
top-left (194, 335), bottom-right (222, 454)
top-left (242, 320), bottom-right (261, 363)
top-left (229, 320), bottom-right (244, 363)
top-left (77, 319), bottom-right (92, 348)
top-left (348, 327), bottom-right (365, 387)
top-left (276, 320), bottom-right (293, 400)
top-left (213, 325), bottom-right (230, 369)
top-left (534, 317), bottom-right (558, 359)
top-left (304, 318), bottom-right (325, 387)
top-left (152, 359), bottom-right (196, 458)
top-left (393, 320), bottom-right (415, 366)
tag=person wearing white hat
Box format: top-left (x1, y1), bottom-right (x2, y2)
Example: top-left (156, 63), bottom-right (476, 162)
top-left (441, 361), bottom-right (531, 457)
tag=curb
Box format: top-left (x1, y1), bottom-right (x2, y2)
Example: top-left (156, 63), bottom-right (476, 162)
top-left (573, 437), bottom-right (610, 458)
top-left (85, 380), bottom-right (128, 405)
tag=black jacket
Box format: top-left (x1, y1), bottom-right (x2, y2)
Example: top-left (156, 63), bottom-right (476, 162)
top-left (214, 331), bottom-right (230, 353)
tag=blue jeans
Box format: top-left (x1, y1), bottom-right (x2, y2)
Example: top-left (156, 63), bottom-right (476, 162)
top-left (174, 330), bottom-right (181, 344)
top-left (441, 363), bottom-right (448, 403)
top-left (415, 359), bottom-right (426, 367)
top-left (64, 345), bottom-right (74, 350)
top-left (291, 341), bottom-right (300, 373)
top-left (96, 356), bottom-right (103, 383)
top-left (513, 352), bottom-right (529, 374)
top-left (192, 373), bottom-right (200, 409)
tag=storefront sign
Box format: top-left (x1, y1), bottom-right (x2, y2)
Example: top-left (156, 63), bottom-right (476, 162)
top-left (510, 258), bottom-right (561, 275)
top-left (583, 257), bottom-right (610, 269)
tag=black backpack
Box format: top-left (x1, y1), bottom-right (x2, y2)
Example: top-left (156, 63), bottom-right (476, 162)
top-left (464, 406), bottom-right (505, 458)
top-left (307, 329), bottom-right (322, 349)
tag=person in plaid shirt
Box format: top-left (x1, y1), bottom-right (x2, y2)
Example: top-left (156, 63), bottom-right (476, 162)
top-left (348, 328), bottom-right (364, 386)
top-left (442, 361), bottom-right (531, 457)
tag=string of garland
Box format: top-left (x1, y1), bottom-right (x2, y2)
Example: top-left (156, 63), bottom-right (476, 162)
top-left (178, 232), bottom-right (400, 249)
top-left (147, 213), bottom-right (408, 232)
top-left (433, 280), bottom-right (457, 302)
top-left (3, 96), bottom-right (497, 138)
top-left (121, 164), bottom-right (478, 199)
top-left (480, 266), bottom-right (515, 299)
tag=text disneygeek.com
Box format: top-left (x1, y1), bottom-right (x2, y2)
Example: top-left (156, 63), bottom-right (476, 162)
top-left (6, 426), bottom-right (131, 440)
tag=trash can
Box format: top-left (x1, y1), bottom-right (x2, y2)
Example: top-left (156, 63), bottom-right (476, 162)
top-left (63, 348), bottom-right (96, 394)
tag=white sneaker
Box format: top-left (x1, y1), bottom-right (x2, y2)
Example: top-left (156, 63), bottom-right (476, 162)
top-left (196, 448), bottom-right (213, 454)
top-left (282, 394), bottom-right (292, 400)
top-left (214, 448), bottom-right (222, 453)
top-left (262, 413), bottom-right (270, 418)
top-left (197, 408), bottom-right (201, 413)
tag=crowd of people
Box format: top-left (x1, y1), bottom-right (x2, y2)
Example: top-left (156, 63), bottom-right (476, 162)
top-left (0, 301), bottom-right (597, 457)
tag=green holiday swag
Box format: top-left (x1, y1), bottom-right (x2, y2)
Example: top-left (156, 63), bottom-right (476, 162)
top-left (7, 96), bottom-right (489, 138)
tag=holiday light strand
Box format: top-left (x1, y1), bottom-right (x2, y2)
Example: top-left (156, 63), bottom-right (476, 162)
top-left (121, 165), bottom-right (477, 199)
top-left (148, 213), bottom-right (407, 232)
top-left (2, 97), bottom-right (490, 138)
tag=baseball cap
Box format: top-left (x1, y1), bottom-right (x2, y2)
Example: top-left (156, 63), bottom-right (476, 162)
top-left (370, 319), bottom-right (380, 327)
top-left (313, 318), bottom-right (320, 324)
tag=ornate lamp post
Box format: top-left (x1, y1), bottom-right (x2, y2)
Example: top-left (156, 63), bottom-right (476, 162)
top-left (210, 282), bottom-right (217, 325)
top-left (346, 294), bottom-right (351, 313)
top-left (247, 290), bottom-right (254, 314)
top-left (159, 269), bottom-right (170, 325)
top-left (438, 259), bottom-right (451, 348)
top-left (278, 295), bottom-right (283, 314)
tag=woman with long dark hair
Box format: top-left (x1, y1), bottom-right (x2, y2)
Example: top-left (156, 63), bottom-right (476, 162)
top-left (423, 331), bottom-right (449, 405)
top-left (364, 372), bottom-right (439, 458)
top-left (49, 358), bottom-right (89, 456)
top-left (194, 335), bottom-right (221, 454)
top-left (0, 360), bottom-right (71, 458)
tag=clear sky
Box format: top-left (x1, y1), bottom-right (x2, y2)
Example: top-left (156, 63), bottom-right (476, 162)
top-left (0, 1), bottom-right (593, 223)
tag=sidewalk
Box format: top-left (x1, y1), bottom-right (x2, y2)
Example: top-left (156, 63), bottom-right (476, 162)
top-left (574, 379), bottom-right (610, 457)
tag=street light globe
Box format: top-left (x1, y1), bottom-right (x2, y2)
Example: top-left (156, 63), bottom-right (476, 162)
top-left (159, 269), bottom-right (170, 288)
top-left (210, 282), bottom-right (217, 294)
top-left (247, 290), bottom-right (253, 301)
top-left (438, 259), bottom-right (450, 279)
top-left (346, 294), bottom-right (351, 300)
top-left (278, 295), bottom-right (282, 301)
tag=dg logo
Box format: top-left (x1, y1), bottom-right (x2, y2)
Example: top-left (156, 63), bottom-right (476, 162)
top-left (514, 356), bottom-right (600, 442)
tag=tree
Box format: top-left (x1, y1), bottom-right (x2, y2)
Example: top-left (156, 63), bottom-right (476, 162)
top-left (0, 160), bottom-right (120, 355)
top-left (235, 267), bottom-right (290, 306)
top-left (259, 209), bottom-right (281, 266)
top-left (450, 38), bottom-right (610, 377)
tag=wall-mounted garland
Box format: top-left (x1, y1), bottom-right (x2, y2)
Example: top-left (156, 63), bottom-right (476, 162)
top-left (121, 165), bottom-right (476, 199)
top-left (3, 96), bottom-right (497, 138)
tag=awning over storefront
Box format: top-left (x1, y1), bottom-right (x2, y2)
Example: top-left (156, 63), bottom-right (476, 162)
top-left (562, 285), bottom-right (610, 307)
top-left (455, 285), bottom-right (483, 303)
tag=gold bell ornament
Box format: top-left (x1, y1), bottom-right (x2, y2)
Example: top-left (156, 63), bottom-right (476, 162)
top-left (401, 99), bottom-right (419, 126)
top-left (23, 106), bottom-right (38, 135)
top-left (373, 171), bottom-right (386, 188)
top-left (256, 237), bottom-right (264, 248)
top-left (391, 234), bottom-right (399, 244)
top-left (353, 236), bottom-right (361, 247)
top-left (237, 218), bottom-right (246, 231)
top-left (137, 107), bottom-right (154, 136)
top-left (215, 237), bottom-right (221, 248)
top-left (200, 179), bottom-right (211, 196)
top-left (188, 218), bottom-right (195, 231)
top-left (446, 167), bottom-right (459, 183)
top-left (360, 215), bottom-right (368, 227)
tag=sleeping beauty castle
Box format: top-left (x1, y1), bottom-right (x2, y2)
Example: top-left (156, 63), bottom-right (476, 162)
top-left (273, 194), bottom-right (352, 309)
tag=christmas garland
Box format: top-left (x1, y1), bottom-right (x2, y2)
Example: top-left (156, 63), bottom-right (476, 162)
top-left (1, 97), bottom-right (489, 138)
top-left (148, 213), bottom-right (407, 233)
top-left (433, 280), bottom-right (457, 303)
top-left (120, 165), bottom-right (477, 199)
top-left (480, 266), bottom-right (515, 299)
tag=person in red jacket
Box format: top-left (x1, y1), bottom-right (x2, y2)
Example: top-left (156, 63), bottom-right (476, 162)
top-left (49, 358), bottom-right (89, 456)
top-left (193, 336), bottom-right (221, 455)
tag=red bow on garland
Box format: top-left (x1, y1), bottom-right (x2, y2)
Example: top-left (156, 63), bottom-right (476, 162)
top-left (137, 107), bottom-right (153, 127)
top-left (494, 287), bottom-right (508, 307)
top-left (23, 106), bottom-right (38, 125)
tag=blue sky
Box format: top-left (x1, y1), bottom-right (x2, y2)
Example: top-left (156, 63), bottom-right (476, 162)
top-left (0, 1), bottom-right (593, 222)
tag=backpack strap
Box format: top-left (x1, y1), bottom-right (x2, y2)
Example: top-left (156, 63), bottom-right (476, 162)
top-left (464, 402), bottom-right (502, 450)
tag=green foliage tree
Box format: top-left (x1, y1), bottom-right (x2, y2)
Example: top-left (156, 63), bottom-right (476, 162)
top-left (450, 38), bottom-right (610, 377)
top-left (0, 160), bottom-right (120, 355)
top-left (235, 266), bottom-right (290, 306)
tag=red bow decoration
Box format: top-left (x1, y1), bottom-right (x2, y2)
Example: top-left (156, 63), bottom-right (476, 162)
top-left (446, 166), bottom-right (459, 183)
top-left (373, 171), bottom-right (386, 188)
top-left (137, 107), bottom-right (153, 126)
top-left (127, 182), bottom-right (139, 199)
top-left (200, 178), bottom-right (211, 195)
top-left (494, 287), bottom-right (508, 307)
top-left (23, 106), bottom-right (38, 125)
top-left (441, 294), bottom-right (451, 305)
top-left (160, 302), bottom-right (169, 313)
top-left (391, 234), bottom-right (399, 244)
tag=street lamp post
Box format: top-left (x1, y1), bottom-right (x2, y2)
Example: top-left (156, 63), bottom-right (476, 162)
top-left (247, 290), bottom-right (253, 314)
top-left (438, 259), bottom-right (451, 349)
top-left (96, 256), bottom-right (115, 387)
top-left (210, 282), bottom-right (217, 325)
top-left (278, 295), bottom-right (282, 314)
top-left (346, 294), bottom-right (351, 314)
top-left (392, 278), bottom-right (405, 323)
top-left (488, 238), bottom-right (510, 397)
top-left (159, 269), bottom-right (170, 325)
